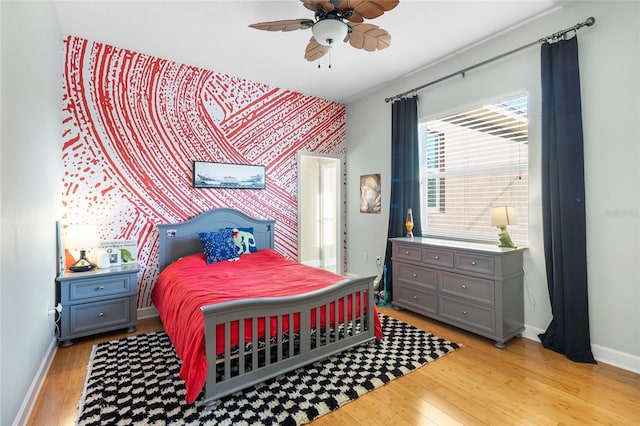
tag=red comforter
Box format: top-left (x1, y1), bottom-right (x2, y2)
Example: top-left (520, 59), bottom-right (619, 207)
top-left (151, 249), bottom-right (382, 403)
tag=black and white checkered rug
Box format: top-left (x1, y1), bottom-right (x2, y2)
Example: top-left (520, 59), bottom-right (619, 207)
top-left (77, 314), bottom-right (460, 425)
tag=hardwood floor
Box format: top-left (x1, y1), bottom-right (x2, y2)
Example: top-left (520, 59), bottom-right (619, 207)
top-left (28, 307), bottom-right (639, 425)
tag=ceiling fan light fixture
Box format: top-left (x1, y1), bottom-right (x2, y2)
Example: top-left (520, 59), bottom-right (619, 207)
top-left (312, 18), bottom-right (348, 47)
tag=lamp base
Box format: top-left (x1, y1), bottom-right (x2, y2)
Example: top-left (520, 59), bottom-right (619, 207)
top-left (69, 264), bottom-right (95, 272)
top-left (497, 226), bottom-right (517, 248)
top-left (69, 250), bottom-right (96, 272)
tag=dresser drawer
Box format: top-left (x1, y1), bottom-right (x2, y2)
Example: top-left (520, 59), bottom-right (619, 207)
top-left (440, 272), bottom-right (495, 305)
top-left (394, 262), bottom-right (437, 290)
top-left (439, 296), bottom-right (495, 335)
top-left (67, 275), bottom-right (133, 302)
top-left (68, 297), bottom-right (132, 335)
top-left (455, 252), bottom-right (495, 276)
top-left (395, 282), bottom-right (437, 316)
top-left (422, 248), bottom-right (454, 268)
top-left (393, 243), bottom-right (422, 262)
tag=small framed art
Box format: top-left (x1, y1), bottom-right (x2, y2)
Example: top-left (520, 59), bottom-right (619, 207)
top-left (360, 174), bottom-right (381, 214)
top-left (106, 249), bottom-right (120, 266)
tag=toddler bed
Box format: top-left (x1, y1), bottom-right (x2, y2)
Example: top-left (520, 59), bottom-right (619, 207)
top-left (152, 208), bottom-right (381, 406)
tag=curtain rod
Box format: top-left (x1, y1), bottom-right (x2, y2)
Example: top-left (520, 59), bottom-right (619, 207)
top-left (384, 16), bottom-right (596, 103)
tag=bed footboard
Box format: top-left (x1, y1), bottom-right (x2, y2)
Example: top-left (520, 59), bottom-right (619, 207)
top-left (201, 274), bottom-right (377, 406)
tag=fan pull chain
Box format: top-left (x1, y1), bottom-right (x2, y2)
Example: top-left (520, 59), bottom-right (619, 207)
top-left (317, 49), bottom-right (333, 69)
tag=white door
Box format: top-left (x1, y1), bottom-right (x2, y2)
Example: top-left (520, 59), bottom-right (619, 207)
top-left (298, 153), bottom-right (342, 274)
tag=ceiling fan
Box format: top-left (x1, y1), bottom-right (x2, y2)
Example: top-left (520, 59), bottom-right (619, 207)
top-left (249, 0), bottom-right (399, 62)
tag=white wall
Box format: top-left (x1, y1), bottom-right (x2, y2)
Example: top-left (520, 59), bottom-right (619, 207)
top-left (0, 1), bottom-right (62, 424)
top-left (346, 0), bottom-right (639, 370)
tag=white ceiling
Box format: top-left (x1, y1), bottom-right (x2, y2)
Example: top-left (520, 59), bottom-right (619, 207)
top-left (53, 0), bottom-right (565, 103)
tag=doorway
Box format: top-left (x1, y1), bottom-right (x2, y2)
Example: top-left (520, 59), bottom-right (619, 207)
top-left (298, 153), bottom-right (342, 274)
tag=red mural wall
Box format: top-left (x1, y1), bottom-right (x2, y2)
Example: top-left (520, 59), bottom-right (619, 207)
top-left (61, 36), bottom-right (346, 307)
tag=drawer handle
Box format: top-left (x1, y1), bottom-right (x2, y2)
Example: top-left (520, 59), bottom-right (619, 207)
top-left (462, 310), bottom-right (468, 315)
top-left (434, 255), bottom-right (440, 260)
top-left (412, 273), bottom-right (417, 277)
top-left (97, 285), bottom-right (104, 290)
top-left (461, 284), bottom-right (467, 289)
top-left (404, 251), bottom-right (410, 255)
top-left (471, 261), bottom-right (477, 265)
top-left (99, 312), bottom-right (104, 317)
top-left (413, 296), bottom-right (418, 299)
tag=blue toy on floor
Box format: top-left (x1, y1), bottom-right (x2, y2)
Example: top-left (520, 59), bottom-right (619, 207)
top-left (377, 265), bottom-right (392, 307)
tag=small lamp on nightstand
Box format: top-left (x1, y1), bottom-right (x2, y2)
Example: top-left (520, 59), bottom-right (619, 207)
top-left (66, 225), bottom-right (99, 272)
top-left (490, 206), bottom-right (518, 248)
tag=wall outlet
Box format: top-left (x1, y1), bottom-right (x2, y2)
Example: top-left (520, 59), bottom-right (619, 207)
top-left (376, 256), bottom-right (381, 265)
top-left (362, 252), bottom-right (368, 262)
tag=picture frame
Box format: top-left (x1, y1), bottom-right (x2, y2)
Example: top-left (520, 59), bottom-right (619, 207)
top-left (99, 239), bottom-right (138, 266)
top-left (360, 173), bottom-right (381, 214)
top-left (106, 249), bottom-right (121, 266)
top-left (193, 161), bottom-right (266, 189)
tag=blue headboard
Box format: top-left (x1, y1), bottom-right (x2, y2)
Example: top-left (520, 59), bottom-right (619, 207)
top-left (157, 207), bottom-right (275, 270)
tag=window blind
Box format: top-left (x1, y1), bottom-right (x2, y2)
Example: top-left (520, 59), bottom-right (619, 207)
top-left (418, 93), bottom-right (529, 243)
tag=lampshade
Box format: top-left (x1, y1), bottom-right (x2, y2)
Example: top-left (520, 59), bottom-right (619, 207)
top-left (312, 18), bottom-right (348, 46)
top-left (65, 224), bottom-right (100, 250)
top-left (491, 206), bottom-right (518, 227)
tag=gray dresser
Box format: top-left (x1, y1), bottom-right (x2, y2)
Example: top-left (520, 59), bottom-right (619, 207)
top-left (56, 265), bottom-right (139, 347)
top-left (390, 237), bottom-right (525, 347)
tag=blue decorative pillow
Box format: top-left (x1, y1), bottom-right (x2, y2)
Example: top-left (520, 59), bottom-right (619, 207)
top-left (198, 229), bottom-right (239, 264)
top-left (226, 227), bottom-right (257, 255)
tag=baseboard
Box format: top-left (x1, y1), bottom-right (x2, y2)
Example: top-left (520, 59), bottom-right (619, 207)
top-left (13, 337), bottom-right (58, 426)
top-left (591, 344), bottom-right (640, 374)
top-left (521, 324), bottom-right (545, 342)
top-left (523, 324), bottom-right (640, 374)
top-left (137, 305), bottom-right (159, 320)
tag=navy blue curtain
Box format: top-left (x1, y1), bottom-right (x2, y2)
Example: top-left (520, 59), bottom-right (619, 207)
top-left (383, 96), bottom-right (421, 299)
top-left (538, 36), bottom-right (595, 364)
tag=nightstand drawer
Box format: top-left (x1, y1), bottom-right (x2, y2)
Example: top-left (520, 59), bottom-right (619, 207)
top-left (393, 243), bottom-right (422, 262)
top-left (67, 275), bottom-right (132, 302)
top-left (455, 252), bottom-right (495, 276)
top-left (422, 248), bottom-right (454, 268)
top-left (439, 296), bottom-right (495, 335)
top-left (68, 297), bottom-right (132, 335)
top-left (395, 282), bottom-right (437, 316)
top-left (440, 272), bottom-right (495, 305)
top-left (395, 262), bottom-right (437, 289)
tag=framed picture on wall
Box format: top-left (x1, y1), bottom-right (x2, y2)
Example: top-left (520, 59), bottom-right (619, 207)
top-left (193, 161), bottom-right (266, 189)
top-left (360, 174), bottom-right (381, 214)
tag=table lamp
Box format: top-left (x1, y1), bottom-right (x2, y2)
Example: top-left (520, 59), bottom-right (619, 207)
top-left (66, 225), bottom-right (99, 272)
top-left (490, 206), bottom-right (517, 248)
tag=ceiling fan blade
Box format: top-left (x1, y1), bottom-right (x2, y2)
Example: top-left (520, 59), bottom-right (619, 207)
top-left (344, 0), bottom-right (400, 23)
top-left (304, 38), bottom-right (330, 61)
top-left (347, 23), bottom-right (391, 51)
top-left (301, 0), bottom-right (343, 14)
top-left (249, 19), bottom-right (314, 32)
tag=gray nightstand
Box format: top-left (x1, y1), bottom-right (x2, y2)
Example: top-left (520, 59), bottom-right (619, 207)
top-left (56, 265), bottom-right (139, 347)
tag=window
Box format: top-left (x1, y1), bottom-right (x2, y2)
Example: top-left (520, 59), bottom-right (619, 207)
top-left (418, 93), bottom-right (529, 243)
